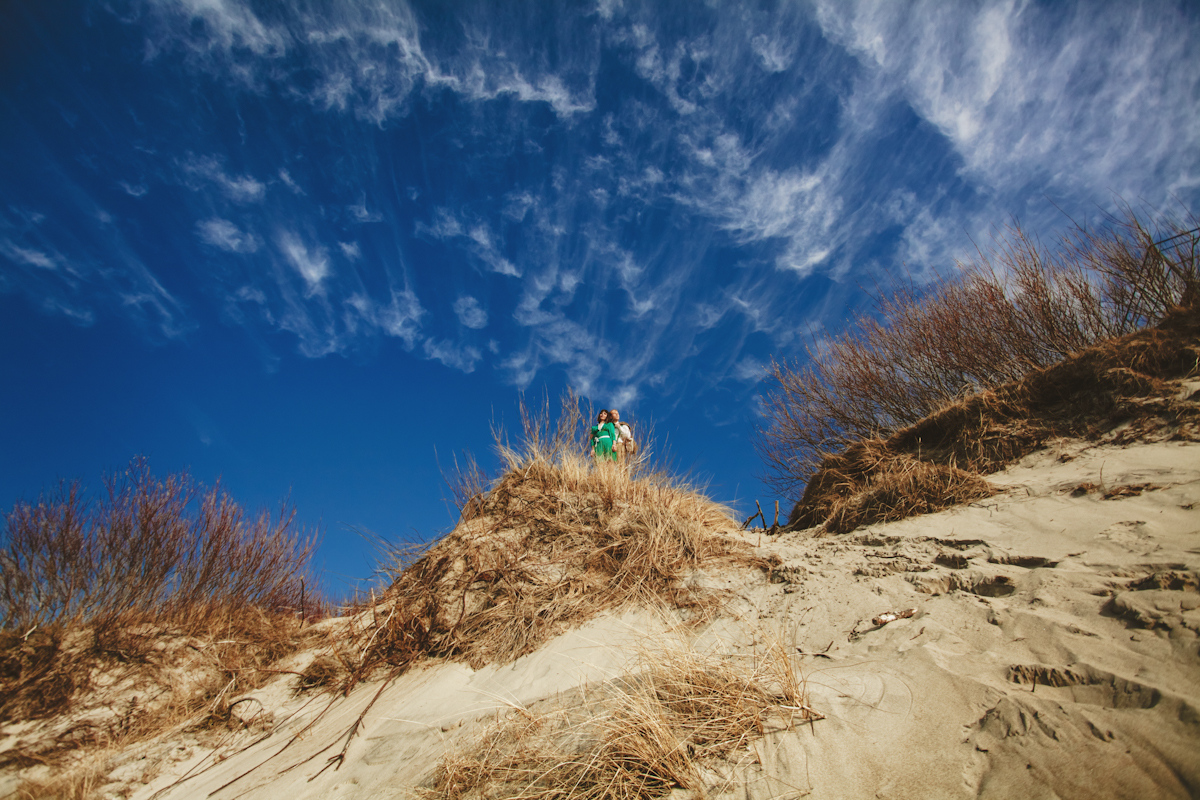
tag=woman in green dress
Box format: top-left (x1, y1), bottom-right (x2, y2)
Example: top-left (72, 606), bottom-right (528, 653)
top-left (590, 409), bottom-right (618, 462)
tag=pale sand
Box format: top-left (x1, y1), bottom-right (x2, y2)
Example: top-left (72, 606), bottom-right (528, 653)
top-left (109, 439), bottom-right (1199, 799)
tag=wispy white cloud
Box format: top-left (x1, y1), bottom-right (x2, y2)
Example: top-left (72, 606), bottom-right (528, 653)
top-left (179, 154), bottom-right (266, 203)
top-left (0, 202), bottom-right (188, 338)
top-left (347, 288), bottom-right (425, 349)
top-left (348, 197), bottom-right (382, 223)
top-left (37, 298), bottom-right (96, 325)
top-left (161, 0), bottom-right (287, 57)
top-left (608, 385), bottom-right (638, 409)
top-left (732, 355), bottom-right (767, 384)
top-left (502, 191), bottom-right (536, 222)
top-left (196, 217), bottom-right (259, 253)
top-left (118, 180), bottom-right (148, 197)
top-left (423, 338), bottom-right (482, 372)
top-left (278, 231), bottom-right (329, 294)
top-left (1, 240), bottom-right (58, 269)
top-left (453, 296), bottom-right (488, 329)
top-left (670, 128), bottom-right (841, 275)
top-left (138, 0), bottom-right (595, 122)
top-left (813, 0), bottom-right (1200, 202)
top-left (750, 34), bottom-right (792, 73)
top-left (416, 208), bottom-right (520, 277)
top-left (278, 169), bottom-right (303, 195)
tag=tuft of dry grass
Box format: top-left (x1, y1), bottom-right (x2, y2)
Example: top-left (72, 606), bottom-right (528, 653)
top-left (791, 449), bottom-right (996, 534)
top-left (426, 645), bottom-right (818, 800)
top-left (342, 393), bottom-right (762, 686)
top-left (758, 204), bottom-right (1200, 499)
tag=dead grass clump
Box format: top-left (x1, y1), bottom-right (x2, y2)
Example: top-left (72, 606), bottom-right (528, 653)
top-left (1101, 483), bottom-right (1162, 500)
top-left (13, 768), bottom-right (103, 800)
top-left (815, 457), bottom-right (995, 535)
top-left (427, 647), bottom-right (818, 800)
top-left (296, 653), bottom-right (343, 694)
top-left (349, 394), bottom-right (760, 683)
top-left (0, 627), bottom-right (81, 721)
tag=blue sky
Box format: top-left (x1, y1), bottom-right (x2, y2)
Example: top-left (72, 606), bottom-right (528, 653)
top-left (3, 0), bottom-right (1198, 597)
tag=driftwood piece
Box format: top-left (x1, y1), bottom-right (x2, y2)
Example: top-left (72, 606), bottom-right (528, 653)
top-left (871, 608), bottom-right (918, 627)
top-left (741, 500), bottom-right (767, 530)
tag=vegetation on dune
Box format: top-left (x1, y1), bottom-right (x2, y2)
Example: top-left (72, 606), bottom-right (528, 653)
top-left (332, 393), bottom-right (765, 690)
top-left (427, 645), bottom-right (819, 800)
top-left (6, 202), bottom-right (1199, 798)
top-left (789, 307), bottom-right (1200, 532)
top-left (757, 204), bottom-right (1200, 533)
top-left (0, 460), bottom-right (321, 785)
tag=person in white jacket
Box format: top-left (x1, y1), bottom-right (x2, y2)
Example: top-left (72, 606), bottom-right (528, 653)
top-left (610, 408), bottom-right (635, 462)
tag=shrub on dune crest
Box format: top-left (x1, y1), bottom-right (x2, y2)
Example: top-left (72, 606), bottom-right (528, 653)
top-left (758, 205), bottom-right (1200, 500)
top-left (784, 284), bottom-right (1200, 534)
top-left (758, 204), bottom-right (1200, 534)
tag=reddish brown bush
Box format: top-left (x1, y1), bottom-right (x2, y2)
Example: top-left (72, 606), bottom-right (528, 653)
top-left (0, 458), bottom-right (317, 636)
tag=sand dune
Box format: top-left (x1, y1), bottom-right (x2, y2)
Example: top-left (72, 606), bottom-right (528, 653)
top-left (85, 437), bottom-right (1198, 800)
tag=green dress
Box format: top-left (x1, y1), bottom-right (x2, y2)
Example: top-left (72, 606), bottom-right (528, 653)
top-left (591, 421), bottom-right (618, 461)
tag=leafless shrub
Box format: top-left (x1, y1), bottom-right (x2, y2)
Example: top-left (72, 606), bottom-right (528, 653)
top-left (426, 646), bottom-right (819, 800)
top-left (1, 458), bottom-right (317, 636)
top-left (758, 205), bottom-right (1200, 499)
top-left (0, 458), bottom-right (322, 778)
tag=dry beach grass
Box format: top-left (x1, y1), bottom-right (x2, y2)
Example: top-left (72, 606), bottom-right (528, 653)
top-left (428, 644), bottom-right (819, 800)
top-left (337, 393), bottom-right (766, 686)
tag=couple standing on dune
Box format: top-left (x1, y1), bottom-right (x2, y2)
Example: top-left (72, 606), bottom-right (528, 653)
top-left (590, 408), bottom-right (635, 463)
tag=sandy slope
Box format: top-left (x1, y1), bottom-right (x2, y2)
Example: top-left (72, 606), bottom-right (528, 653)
top-left (93, 439), bottom-right (1200, 799)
